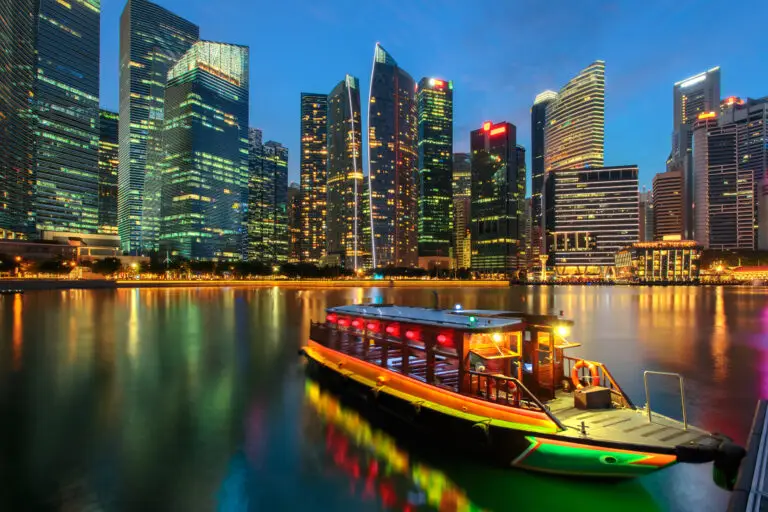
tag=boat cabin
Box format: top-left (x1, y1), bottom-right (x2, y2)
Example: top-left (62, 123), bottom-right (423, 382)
top-left (309, 304), bottom-right (582, 405)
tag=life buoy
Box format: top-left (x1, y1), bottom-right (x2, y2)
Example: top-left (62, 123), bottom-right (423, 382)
top-left (571, 360), bottom-right (599, 389)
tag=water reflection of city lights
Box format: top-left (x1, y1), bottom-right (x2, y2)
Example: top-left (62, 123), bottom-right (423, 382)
top-left (305, 380), bottom-right (484, 512)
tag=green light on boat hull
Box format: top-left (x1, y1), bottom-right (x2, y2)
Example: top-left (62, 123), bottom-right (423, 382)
top-left (512, 436), bottom-right (676, 477)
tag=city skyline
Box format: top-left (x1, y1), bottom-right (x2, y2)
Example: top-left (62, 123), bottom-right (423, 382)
top-left (98, 0), bottom-right (768, 189)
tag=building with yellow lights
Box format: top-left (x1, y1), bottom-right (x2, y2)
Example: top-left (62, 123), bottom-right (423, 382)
top-left (615, 237), bottom-right (702, 283)
top-left (543, 61), bottom-right (605, 172)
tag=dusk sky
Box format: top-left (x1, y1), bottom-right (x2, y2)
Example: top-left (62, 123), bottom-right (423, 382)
top-left (100, 0), bottom-right (768, 190)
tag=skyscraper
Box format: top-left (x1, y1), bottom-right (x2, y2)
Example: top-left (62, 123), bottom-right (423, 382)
top-left (300, 93), bottom-right (328, 263)
top-left (530, 90), bottom-right (557, 256)
top-left (544, 61), bottom-right (605, 172)
top-left (452, 153), bottom-right (471, 270)
top-left (160, 41), bottom-right (249, 261)
top-left (669, 67), bottom-right (720, 239)
top-left (33, 0), bottom-right (101, 235)
top-left (287, 182), bottom-right (302, 263)
top-left (245, 135), bottom-right (289, 264)
top-left (326, 75), bottom-right (365, 270)
top-left (368, 44), bottom-right (418, 268)
top-left (545, 166), bottom-right (639, 273)
top-left (470, 122), bottom-right (525, 277)
top-left (691, 112), bottom-right (718, 247)
top-left (98, 110), bottom-right (119, 236)
top-left (246, 128), bottom-right (269, 260)
top-left (0, 0), bottom-right (36, 239)
top-left (652, 170), bottom-right (683, 239)
top-left (417, 77), bottom-right (453, 267)
top-left (693, 97), bottom-right (768, 250)
top-left (119, 0), bottom-right (199, 255)
top-left (264, 141), bottom-right (289, 264)
top-left (639, 189), bottom-right (654, 242)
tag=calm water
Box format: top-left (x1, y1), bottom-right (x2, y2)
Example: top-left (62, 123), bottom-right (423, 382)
top-left (0, 286), bottom-right (765, 511)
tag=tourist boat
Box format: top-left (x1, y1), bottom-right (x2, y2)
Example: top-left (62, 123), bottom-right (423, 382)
top-left (301, 304), bottom-right (745, 481)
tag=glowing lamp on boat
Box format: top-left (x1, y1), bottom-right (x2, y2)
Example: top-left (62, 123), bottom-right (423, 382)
top-left (385, 324), bottom-right (400, 336)
top-left (454, 303), bottom-right (462, 311)
top-left (338, 318), bottom-right (350, 327)
top-left (492, 333), bottom-right (502, 343)
top-left (405, 330), bottom-right (417, 340)
top-left (326, 313), bottom-right (338, 323)
top-left (556, 325), bottom-right (570, 337)
top-left (437, 333), bottom-right (453, 347)
top-left (351, 319), bottom-right (362, 328)
top-left (366, 322), bottom-right (379, 331)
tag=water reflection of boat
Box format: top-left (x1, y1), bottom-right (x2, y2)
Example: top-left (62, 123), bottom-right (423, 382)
top-left (301, 304), bottom-right (745, 483)
top-left (305, 378), bottom-right (664, 512)
top-left (305, 379), bottom-right (486, 511)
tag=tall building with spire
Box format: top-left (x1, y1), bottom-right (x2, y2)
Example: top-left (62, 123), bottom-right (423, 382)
top-left (669, 67), bottom-right (720, 240)
top-left (416, 77), bottom-right (453, 268)
top-left (326, 75), bottom-right (365, 270)
top-left (159, 41), bottom-right (249, 261)
top-left (119, 0), bottom-right (199, 254)
top-left (368, 44), bottom-right (418, 268)
top-left (299, 93), bottom-right (328, 263)
top-left (543, 61), bottom-right (605, 172)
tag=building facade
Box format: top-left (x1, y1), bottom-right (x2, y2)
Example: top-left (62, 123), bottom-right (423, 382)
top-left (452, 153), bottom-right (471, 270)
top-left (368, 44), bottom-right (418, 268)
top-left (246, 128), bottom-right (268, 260)
top-left (691, 113), bottom-right (718, 248)
top-left (652, 169), bottom-right (683, 239)
top-left (98, 110), bottom-right (119, 235)
top-left (545, 166), bottom-right (639, 274)
top-left (287, 182), bottom-right (301, 263)
top-left (669, 67), bottom-right (720, 239)
top-left (543, 61), bottom-right (605, 172)
top-left (0, 0), bottom-right (36, 239)
top-left (470, 122), bottom-right (525, 277)
top-left (615, 239), bottom-right (702, 283)
top-left (692, 97), bottom-right (768, 250)
top-left (326, 75), bottom-right (366, 270)
top-left (639, 190), bottom-right (654, 242)
top-left (416, 77), bottom-right (453, 265)
top-left (160, 41), bottom-right (249, 261)
top-left (299, 93), bottom-right (327, 263)
top-left (530, 90), bottom-right (557, 257)
top-left (33, 0), bottom-right (101, 235)
top-left (119, 0), bottom-right (199, 254)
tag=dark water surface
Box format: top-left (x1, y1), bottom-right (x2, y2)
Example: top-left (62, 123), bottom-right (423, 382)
top-left (0, 286), bottom-right (765, 511)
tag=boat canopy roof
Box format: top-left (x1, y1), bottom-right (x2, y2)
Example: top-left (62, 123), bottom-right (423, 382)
top-left (327, 304), bottom-right (522, 331)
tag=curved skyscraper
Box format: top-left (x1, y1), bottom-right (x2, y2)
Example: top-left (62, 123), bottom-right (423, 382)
top-left (367, 44), bottom-right (418, 269)
top-left (326, 75), bottom-right (366, 270)
top-left (544, 61), bottom-right (605, 172)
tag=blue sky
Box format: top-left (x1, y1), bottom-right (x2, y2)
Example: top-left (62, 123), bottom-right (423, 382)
top-left (99, 0), bottom-right (768, 190)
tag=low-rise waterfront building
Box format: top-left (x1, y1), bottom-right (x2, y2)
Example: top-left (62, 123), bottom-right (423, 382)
top-left (614, 237), bottom-right (702, 283)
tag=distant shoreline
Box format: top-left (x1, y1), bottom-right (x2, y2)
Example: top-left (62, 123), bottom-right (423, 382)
top-left (0, 279), bottom-right (510, 291)
top-left (0, 279), bottom-right (753, 292)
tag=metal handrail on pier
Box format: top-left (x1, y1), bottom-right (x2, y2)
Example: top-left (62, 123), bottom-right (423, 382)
top-left (643, 370), bottom-right (688, 430)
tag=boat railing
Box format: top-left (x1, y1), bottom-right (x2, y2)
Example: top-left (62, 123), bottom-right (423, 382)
top-left (643, 371), bottom-right (688, 430)
top-left (563, 356), bottom-right (635, 409)
top-left (467, 370), bottom-right (566, 430)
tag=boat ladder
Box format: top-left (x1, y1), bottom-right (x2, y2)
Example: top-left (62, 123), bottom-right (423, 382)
top-left (643, 370), bottom-right (688, 431)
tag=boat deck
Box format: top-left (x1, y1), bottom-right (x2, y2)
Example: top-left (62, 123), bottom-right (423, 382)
top-left (548, 391), bottom-right (709, 449)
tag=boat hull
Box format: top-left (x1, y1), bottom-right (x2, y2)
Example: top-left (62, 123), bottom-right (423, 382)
top-left (302, 341), bottom-right (677, 478)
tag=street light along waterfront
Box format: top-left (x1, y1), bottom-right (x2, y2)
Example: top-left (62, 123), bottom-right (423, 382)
top-left (0, 285), bottom-right (760, 510)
